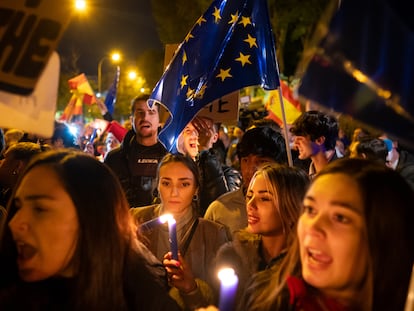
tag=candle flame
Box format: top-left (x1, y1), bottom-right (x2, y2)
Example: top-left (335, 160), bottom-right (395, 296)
top-left (159, 213), bottom-right (175, 224)
top-left (218, 267), bottom-right (238, 286)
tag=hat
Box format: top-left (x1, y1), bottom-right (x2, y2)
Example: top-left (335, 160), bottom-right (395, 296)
top-left (107, 121), bottom-right (127, 142)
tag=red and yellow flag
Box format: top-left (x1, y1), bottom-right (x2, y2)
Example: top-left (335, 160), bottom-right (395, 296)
top-left (60, 73), bottom-right (96, 121)
top-left (68, 73), bottom-right (96, 105)
top-left (265, 80), bottom-right (302, 126)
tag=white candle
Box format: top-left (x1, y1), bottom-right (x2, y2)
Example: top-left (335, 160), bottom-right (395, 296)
top-left (218, 267), bottom-right (239, 311)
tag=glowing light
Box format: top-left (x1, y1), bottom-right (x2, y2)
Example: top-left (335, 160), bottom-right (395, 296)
top-left (218, 267), bottom-right (239, 311)
top-left (68, 124), bottom-right (78, 136)
top-left (218, 267), bottom-right (238, 286)
top-left (75, 0), bottom-right (86, 11)
top-left (111, 52), bottom-right (121, 62)
top-left (128, 71), bottom-right (137, 80)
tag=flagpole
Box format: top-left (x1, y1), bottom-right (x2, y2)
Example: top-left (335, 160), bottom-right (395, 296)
top-left (274, 60), bottom-right (294, 167)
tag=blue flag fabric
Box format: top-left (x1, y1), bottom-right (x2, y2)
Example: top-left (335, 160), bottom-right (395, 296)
top-left (148, 0), bottom-right (279, 151)
top-left (104, 66), bottom-right (120, 115)
top-left (299, 0), bottom-right (414, 150)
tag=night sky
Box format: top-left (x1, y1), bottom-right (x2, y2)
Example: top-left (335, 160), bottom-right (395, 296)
top-left (57, 0), bottom-right (163, 76)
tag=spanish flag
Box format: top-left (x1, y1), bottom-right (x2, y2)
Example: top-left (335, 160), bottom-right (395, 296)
top-left (60, 73), bottom-right (96, 121)
top-left (265, 80), bottom-right (302, 126)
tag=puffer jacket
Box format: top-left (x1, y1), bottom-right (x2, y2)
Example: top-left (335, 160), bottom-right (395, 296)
top-left (197, 148), bottom-right (242, 216)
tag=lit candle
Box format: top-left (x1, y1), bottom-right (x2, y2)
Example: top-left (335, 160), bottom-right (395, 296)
top-left (139, 214), bottom-right (174, 232)
top-left (158, 214), bottom-right (179, 260)
top-left (167, 217), bottom-right (179, 260)
top-left (218, 267), bottom-right (239, 311)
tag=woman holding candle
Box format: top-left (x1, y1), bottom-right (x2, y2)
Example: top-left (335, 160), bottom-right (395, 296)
top-left (0, 149), bottom-right (180, 310)
top-left (131, 153), bottom-right (230, 310)
top-left (242, 158), bottom-right (414, 311)
top-left (214, 163), bottom-right (310, 310)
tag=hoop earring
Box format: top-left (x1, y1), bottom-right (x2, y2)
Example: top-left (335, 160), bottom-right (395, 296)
top-left (192, 194), bottom-right (199, 201)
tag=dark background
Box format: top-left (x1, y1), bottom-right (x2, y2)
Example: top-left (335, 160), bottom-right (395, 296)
top-left (57, 0), bottom-right (162, 76)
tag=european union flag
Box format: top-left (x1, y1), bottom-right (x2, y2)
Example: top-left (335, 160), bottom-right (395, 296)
top-left (299, 0), bottom-right (414, 150)
top-left (104, 66), bottom-right (120, 115)
top-left (148, 0), bottom-right (279, 151)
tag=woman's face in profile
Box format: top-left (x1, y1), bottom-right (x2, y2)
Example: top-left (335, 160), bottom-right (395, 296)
top-left (297, 172), bottom-right (369, 300)
top-left (245, 172), bottom-right (282, 235)
top-left (9, 165), bottom-right (79, 282)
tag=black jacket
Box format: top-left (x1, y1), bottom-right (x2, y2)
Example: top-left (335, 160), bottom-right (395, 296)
top-left (197, 149), bottom-right (242, 216)
top-left (105, 130), bottom-right (167, 207)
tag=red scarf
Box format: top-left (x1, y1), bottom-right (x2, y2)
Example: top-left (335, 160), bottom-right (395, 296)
top-left (287, 276), bottom-right (350, 311)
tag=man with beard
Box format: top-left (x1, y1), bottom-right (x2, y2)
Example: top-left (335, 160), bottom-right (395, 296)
top-left (105, 94), bottom-right (167, 207)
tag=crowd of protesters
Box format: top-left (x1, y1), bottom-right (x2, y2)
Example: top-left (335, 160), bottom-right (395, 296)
top-left (1, 97), bottom-right (414, 310)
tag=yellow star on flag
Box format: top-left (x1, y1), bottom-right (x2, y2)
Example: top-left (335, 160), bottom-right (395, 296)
top-left (212, 7), bottom-right (221, 23)
top-left (235, 52), bottom-right (252, 66)
top-left (216, 68), bottom-right (232, 81)
top-left (229, 11), bottom-right (239, 25)
top-left (244, 34), bottom-right (258, 48)
top-left (186, 87), bottom-right (195, 99)
top-left (182, 52), bottom-right (187, 65)
top-left (239, 16), bottom-right (252, 27)
top-left (185, 32), bottom-right (194, 42)
top-left (180, 75), bottom-right (188, 89)
top-left (196, 16), bottom-right (207, 26)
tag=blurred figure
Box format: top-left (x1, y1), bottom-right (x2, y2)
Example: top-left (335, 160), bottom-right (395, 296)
top-left (105, 132), bottom-right (121, 154)
top-left (0, 142), bottom-right (50, 208)
top-left (346, 126), bottom-right (369, 157)
top-left (41, 121), bottom-right (79, 149)
top-left (131, 153), bottom-right (230, 310)
top-left (226, 126), bottom-right (245, 169)
top-left (215, 125), bottom-right (231, 164)
top-left (242, 158), bottom-right (414, 311)
top-left (3, 129), bottom-right (25, 150)
top-left (0, 150), bottom-right (180, 310)
top-left (350, 136), bottom-right (388, 165)
top-left (379, 134), bottom-right (414, 191)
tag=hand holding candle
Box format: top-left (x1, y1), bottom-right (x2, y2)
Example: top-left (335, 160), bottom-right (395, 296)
top-left (140, 214), bottom-right (179, 260)
top-left (218, 267), bottom-right (239, 311)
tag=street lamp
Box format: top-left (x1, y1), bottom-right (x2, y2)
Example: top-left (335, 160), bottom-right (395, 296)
top-left (74, 0), bottom-right (87, 11)
top-left (128, 70), bottom-right (137, 80)
top-left (97, 52), bottom-right (121, 96)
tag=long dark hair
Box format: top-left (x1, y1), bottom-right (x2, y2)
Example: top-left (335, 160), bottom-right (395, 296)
top-left (1, 149), bottom-right (138, 309)
top-left (316, 158), bottom-right (414, 311)
top-left (156, 153), bottom-right (201, 211)
top-left (244, 158), bottom-right (414, 311)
